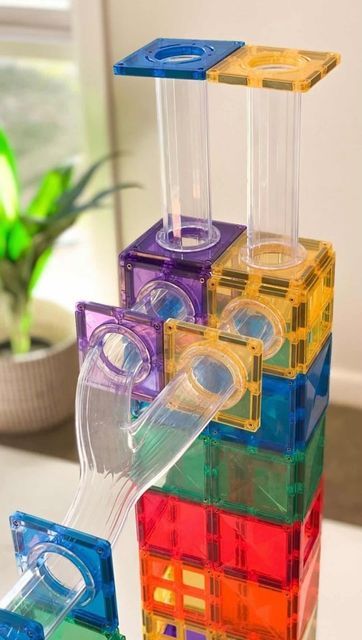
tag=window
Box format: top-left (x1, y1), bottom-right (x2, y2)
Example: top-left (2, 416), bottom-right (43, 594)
top-left (0, 1), bottom-right (72, 59)
top-left (0, 0), bottom-right (106, 309)
top-left (1, 2), bottom-right (70, 7)
top-left (0, 57), bottom-right (81, 187)
top-left (1, 0), bottom-right (119, 309)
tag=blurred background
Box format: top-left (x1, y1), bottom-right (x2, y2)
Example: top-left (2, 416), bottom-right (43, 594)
top-left (0, 0), bottom-right (361, 527)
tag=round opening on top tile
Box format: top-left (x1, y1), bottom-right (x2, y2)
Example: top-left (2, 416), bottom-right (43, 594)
top-left (156, 223), bottom-right (220, 253)
top-left (134, 280), bottom-right (195, 322)
top-left (254, 63), bottom-right (296, 71)
top-left (90, 324), bottom-right (151, 383)
top-left (247, 53), bottom-right (310, 72)
top-left (154, 44), bottom-right (206, 64)
top-left (242, 240), bottom-right (307, 270)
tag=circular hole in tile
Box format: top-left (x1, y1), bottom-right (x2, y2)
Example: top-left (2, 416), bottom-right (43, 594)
top-left (154, 45), bottom-right (205, 64)
top-left (247, 53), bottom-right (310, 72)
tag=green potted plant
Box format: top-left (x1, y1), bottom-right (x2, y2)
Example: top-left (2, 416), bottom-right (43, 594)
top-left (0, 128), bottom-right (135, 434)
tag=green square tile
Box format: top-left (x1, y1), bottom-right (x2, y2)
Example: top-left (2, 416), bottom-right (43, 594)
top-left (299, 414), bottom-right (325, 516)
top-left (150, 414), bottom-right (325, 524)
top-left (213, 414), bottom-right (325, 523)
top-left (152, 435), bottom-right (209, 503)
top-left (49, 618), bottom-right (125, 640)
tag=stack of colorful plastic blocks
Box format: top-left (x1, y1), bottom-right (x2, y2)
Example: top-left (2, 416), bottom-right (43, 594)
top-left (110, 37), bottom-right (340, 640)
top-left (0, 36), bottom-right (340, 640)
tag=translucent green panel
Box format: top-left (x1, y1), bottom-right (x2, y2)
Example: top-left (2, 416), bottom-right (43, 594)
top-left (152, 414), bottom-right (325, 524)
top-left (300, 414), bottom-right (326, 516)
top-left (154, 436), bottom-right (209, 503)
top-left (49, 617), bottom-right (125, 639)
top-left (214, 414), bottom-right (324, 523)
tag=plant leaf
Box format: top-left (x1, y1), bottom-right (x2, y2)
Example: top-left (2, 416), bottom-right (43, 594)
top-left (53, 153), bottom-right (118, 218)
top-left (28, 247), bottom-right (52, 293)
top-left (23, 181), bottom-right (139, 227)
top-left (0, 222), bottom-right (6, 258)
top-left (52, 182), bottom-right (139, 221)
top-left (0, 129), bottom-right (19, 221)
top-left (7, 220), bottom-right (31, 261)
top-left (30, 218), bottom-right (76, 260)
top-left (0, 259), bottom-right (25, 298)
top-left (27, 165), bottom-right (74, 219)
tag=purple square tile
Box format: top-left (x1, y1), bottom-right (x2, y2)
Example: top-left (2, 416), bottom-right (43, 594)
top-left (119, 219), bottom-right (245, 324)
top-left (76, 301), bottom-right (164, 402)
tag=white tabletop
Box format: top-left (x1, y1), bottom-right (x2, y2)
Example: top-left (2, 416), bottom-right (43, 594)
top-left (0, 446), bottom-right (360, 640)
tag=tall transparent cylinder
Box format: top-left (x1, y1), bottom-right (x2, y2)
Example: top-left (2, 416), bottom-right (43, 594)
top-left (155, 77), bottom-right (220, 252)
top-left (246, 88), bottom-right (305, 269)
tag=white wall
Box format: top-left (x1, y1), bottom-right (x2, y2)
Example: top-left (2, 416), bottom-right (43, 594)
top-left (105, 0), bottom-right (362, 406)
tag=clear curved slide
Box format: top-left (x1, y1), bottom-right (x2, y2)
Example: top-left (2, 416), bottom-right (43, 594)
top-left (0, 324), bottom-right (242, 639)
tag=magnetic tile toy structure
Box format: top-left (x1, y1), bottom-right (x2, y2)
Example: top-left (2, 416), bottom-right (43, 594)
top-left (111, 38), bottom-right (340, 640)
top-left (0, 37), bottom-right (340, 640)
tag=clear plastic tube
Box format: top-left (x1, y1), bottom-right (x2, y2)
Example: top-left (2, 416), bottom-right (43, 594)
top-left (132, 280), bottom-right (195, 322)
top-left (245, 88), bottom-right (306, 269)
top-left (155, 78), bottom-right (220, 252)
top-left (0, 559), bottom-right (87, 638)
top-left (0, 326), bottom-right (238, 637)
top-left (219, 297), bottom-right (284, 360)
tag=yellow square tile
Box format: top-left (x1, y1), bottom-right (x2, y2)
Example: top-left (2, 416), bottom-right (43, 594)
top-left (163, 320), bottom-right (263, 431)
top-left (207, 44), bottom-right (340, 91)
top-left (208, 236), bottom-right (335, 377)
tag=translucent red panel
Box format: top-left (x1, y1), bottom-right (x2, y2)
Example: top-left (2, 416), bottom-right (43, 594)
top-left (138, 484), bottom-right (322, 589)
top-left (138, 492), bottom-right (210, 565)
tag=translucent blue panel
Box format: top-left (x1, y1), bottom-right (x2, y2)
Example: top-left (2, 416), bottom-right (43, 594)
top-left (113, 38), bottom-right (244, 80)
top-left (0, 609), bottom-right (44, 640)
top-left (209, 335), bottom-right (331, 452)
top-left (10, 513), bottom-right (118, 634)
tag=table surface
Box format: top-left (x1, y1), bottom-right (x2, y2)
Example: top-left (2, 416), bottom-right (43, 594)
top-left (0, 445), bottom-right (361, 640)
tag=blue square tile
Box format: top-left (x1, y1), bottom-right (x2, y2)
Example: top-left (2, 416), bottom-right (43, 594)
top-left (0, 610), bottom-right (44, 640)
top-left (208, 335), bottom-right (332, 452)
top-left (10, 514), bottom-right (119, 634)
top-left (113, 38), bottom-right (244, 80)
